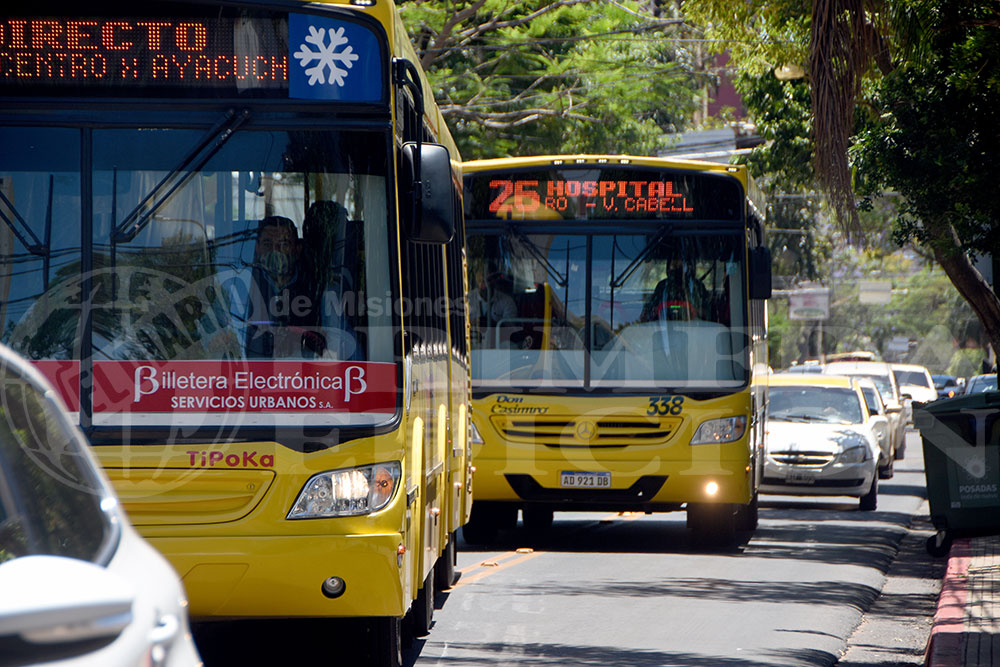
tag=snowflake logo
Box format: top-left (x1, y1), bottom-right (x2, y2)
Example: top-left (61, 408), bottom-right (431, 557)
top-left (293, 26), bottom-right (360, 87)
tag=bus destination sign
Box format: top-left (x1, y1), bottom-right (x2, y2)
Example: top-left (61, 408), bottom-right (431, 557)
top-left (464, 168), bottom-right (743, 222)
top-left (0, 12), bottom-right (386, 101)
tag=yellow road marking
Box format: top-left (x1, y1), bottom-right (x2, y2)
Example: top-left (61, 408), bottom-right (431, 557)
top-left (452, 512), bottom-right (642, 588)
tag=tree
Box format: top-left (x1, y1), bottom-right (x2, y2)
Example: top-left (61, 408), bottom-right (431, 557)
top-left (686, 0), bottom-right (1000, 363)
top-left (400, 0), bottom-right (705, 158)
top-left (853, 0), bottom-right (1000, 363)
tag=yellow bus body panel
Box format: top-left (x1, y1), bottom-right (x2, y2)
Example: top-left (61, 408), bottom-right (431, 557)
top-left (471, 392), bottom-right (755, 506)
top-left (94, 433), bottom-right (415, 618)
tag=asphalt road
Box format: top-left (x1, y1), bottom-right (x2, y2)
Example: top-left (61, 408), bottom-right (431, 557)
top-left (409, 429), bottom-right (939, 667)
top-left (192, 430), bottom-right (942, 667)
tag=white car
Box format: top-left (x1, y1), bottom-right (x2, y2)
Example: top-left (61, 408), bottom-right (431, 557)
top-left (824, 360), bottom-right (908, 461)
top-left (763, 374), bottom-right (880, 510)
top-left (855, 377), bottom-right (894, 478)
top-left (0, 344), bottom-right (201, 666)
top-left (892, 363), bottom-right (937, 417)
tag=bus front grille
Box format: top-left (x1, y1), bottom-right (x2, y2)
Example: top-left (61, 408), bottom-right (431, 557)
top-left (490, 415), bottom-right (681, 447)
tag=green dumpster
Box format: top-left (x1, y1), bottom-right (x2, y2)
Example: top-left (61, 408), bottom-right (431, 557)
top-left (914, 389), bottom-right (1000, 556)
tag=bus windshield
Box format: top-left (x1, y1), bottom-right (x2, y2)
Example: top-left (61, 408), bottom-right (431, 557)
top-left (469, 229), bottom-right (748, 391)
top-left (0, 125), bottom-right (396, 426)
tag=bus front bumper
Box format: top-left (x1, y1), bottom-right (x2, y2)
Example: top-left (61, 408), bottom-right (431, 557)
top-left (473, 456), bottom-right (754, 507)
top-left (149, 532), bottom-right (405, 619)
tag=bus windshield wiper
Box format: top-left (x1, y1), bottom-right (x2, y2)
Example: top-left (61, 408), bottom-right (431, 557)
top-left (111, 108), bottom-right (250, 244)
top-left (0, 189), bottom-right (47, 257)
top-left (506, 226), bottom-right (567, 287)
top-left (610, 227), bottom-right (670, 289)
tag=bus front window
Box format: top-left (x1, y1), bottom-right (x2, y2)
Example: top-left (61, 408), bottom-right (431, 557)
top-left (88, 128), bottom-right (393, 367)
top-left (469, 232), bottom-right (586, 388)
top-left (591, 233), bottom-right (748, 389)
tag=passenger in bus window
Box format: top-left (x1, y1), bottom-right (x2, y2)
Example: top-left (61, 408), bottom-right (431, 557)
top-left (641, 261), bottom-right (710, 323)
top-left (469, 271), bottom-right (517, 327)
top-left (220, 216), bottom-right (325, 359)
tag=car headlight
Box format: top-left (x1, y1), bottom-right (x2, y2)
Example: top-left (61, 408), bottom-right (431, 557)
top-left (288, 462), bottom-right (400, 519)
top-left (838, 445), bottom-right (869, 464)
top-left (690, 416), bottom-right (747, 444)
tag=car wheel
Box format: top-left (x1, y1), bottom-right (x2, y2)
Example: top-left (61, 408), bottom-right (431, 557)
top-left (878, 456), bottom-right (894, 479)
top-left (859, 476), bottom-right (878, 511)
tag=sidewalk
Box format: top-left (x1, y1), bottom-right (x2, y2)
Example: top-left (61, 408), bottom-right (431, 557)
top-left (925, 535), bottom-right (1000, 666)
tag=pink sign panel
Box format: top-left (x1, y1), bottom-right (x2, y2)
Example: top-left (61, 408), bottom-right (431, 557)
top-left (32, 360), bottom-right (396, 414)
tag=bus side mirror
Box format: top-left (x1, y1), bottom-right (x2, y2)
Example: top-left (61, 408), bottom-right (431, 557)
top-left (401, 142), bottom-right (456, 244)
top-left (749, 246), bottom-right (772, 299)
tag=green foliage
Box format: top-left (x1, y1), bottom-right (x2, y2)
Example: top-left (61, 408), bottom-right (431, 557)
top-left (853, 0), bottom-right (1000, 257)
top-left (401, 0), bottom-right (704, 158)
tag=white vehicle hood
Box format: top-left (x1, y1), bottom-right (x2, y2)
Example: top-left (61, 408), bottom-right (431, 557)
top-left (766, 421), bottom-right (876, 455)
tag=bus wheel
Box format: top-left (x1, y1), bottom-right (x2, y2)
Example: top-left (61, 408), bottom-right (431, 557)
top-left (522, 505), bottom-right (554, 533)
top-left (367, 616), bottom-right (403, 667)
top-left (435, 533), bottom-right (457, 590)
top-left (735, 493), bottom-right (758, 532)
top-left (410, 572), bottom-right (434, 637)
top-left (462, 501), bottom-right (513, 545)
top-left (687, 502), bottom-right (736, 548)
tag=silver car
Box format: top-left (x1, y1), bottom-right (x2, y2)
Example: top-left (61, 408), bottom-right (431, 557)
top-left (0, 344), bottom-right (201, 666)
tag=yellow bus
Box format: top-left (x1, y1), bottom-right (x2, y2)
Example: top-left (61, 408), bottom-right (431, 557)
top-left (0, 1), bottom-right (470, 663)
top-left (462, 155), bottom-right (770, 547)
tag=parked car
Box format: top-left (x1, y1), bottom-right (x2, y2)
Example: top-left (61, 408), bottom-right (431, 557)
top-left (762, 374), bottom-right (880, 510)
top-left (932, 374), bottom-right (962, 400)
top-left (823, 361), bottom-right (907, 461)
top-left (854, 377), bottom-right (894, 478)
top-left (892, 363), bottom-right (937, 407)
top-left (964, 373), bottom-right (998, 394)
top-left (0, 344), bottom-right (201, 666)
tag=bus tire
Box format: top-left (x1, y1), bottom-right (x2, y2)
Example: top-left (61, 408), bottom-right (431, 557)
top-left (435, 533), bottom-right (457, 590)
top-left (687, 502), bottom-right (736, 548)
top-left (735, 492), bottom-right (759, 532)
top-left (522, 505), bottom-right (554, 533)
top-left (462, 501), bottom-right (513, 545)
top-left (367, 616), bottom-right (403, 667)
top-left (410, 572), bottom-right (434, 637)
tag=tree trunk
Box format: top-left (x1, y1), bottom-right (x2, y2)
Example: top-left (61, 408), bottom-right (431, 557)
top-left (924, 220), bottom-right (1000, 369)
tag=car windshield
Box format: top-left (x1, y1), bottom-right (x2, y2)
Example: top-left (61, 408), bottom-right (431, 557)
top-left (0, 126), bottom-right (397, 428)
top-left (769, 386), bottom-right (864, 424)
top-left (0, 360), bottom-right (115, 565)
top-left (894, 370), bottom-right (930, 387)
top-left (967, 375), bottom-right (998, 393)
top-left (467, 230), bottom-right (748, 390)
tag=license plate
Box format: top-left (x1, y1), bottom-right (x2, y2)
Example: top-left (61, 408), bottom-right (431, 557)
top-left (786, 469), bottom-right (817, 484)
top-left (560, 471), bottom-right (611, 488)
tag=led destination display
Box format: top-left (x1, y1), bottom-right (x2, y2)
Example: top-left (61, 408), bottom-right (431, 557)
top-left (1, 10), bottom-right (386, 101)
top-left (1, 17), bottom-right (287, 94)
top-left (465, 167), bottom-right (744, 221)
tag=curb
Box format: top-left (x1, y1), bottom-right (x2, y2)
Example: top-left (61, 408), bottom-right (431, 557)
top-left (924, 538), bottom-right (971, 667)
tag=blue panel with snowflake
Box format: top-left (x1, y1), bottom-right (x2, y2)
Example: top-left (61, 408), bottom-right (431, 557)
top-left (288, 14), bottom-right (384, 102)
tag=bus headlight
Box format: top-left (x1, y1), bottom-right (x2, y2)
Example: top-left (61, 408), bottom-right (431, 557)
top-left (690, 416), bottom-right (747, 444)
top-left (287, 462), bottom-right (401, 519)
